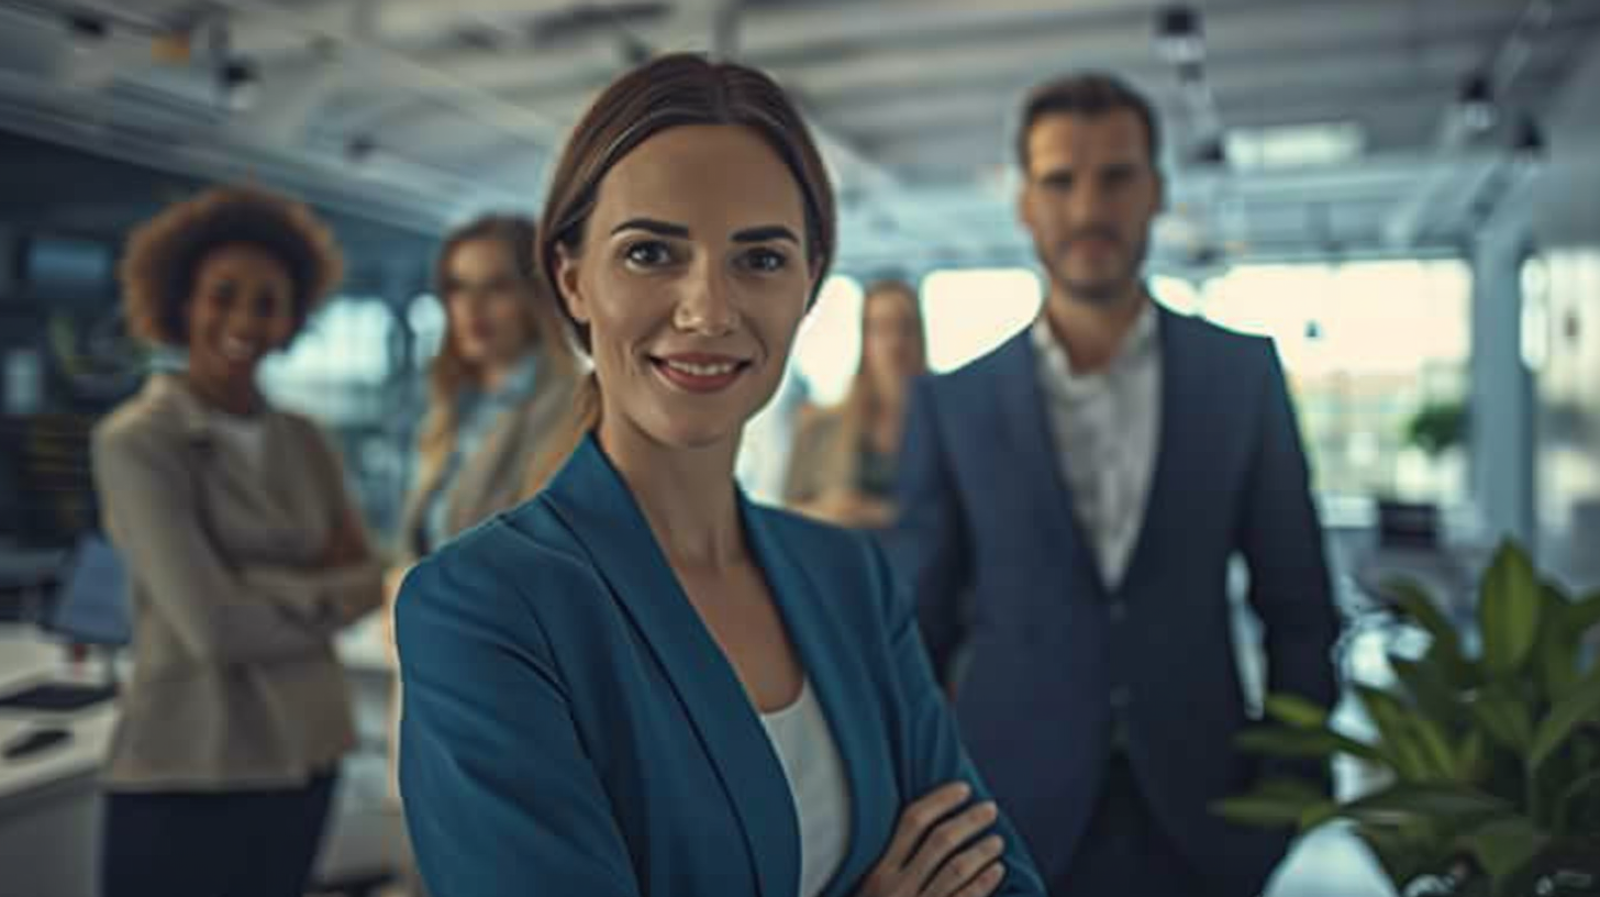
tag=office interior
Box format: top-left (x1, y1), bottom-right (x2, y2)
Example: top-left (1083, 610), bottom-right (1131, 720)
top-left (1, 0), bottom-right (1598, 895)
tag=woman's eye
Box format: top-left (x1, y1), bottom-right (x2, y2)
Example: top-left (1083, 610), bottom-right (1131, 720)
top-left (743, 248), bottom-right (788, 273)
top-left (624, 241), bottom-right (673, 267)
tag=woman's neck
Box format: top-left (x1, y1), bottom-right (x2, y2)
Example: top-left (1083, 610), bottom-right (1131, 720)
top-left (476, 347), bottom-right (538, 393)
top-left (598, 419), bottom-right (746, 570)
top-left (183, 372), bottom-right (261, 417)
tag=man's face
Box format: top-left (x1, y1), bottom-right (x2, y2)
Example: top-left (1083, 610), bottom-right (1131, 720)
top-left (1019, 109), bottom-right (1163, 307)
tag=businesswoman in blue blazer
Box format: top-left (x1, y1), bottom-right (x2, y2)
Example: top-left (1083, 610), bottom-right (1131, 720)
top-left (394, 54), bottom-right (1045, 897)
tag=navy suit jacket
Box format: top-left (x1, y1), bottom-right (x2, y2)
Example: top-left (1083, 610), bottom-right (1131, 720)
top-left (890, 306), bottom-right (1341, 894)
top-left (397, 435), bottom-right (1046, 897)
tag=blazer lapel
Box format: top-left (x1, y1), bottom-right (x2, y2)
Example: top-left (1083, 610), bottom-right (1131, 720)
top-left (742, 504), bottom-right (885, 897)
top-left (155, 376), bottom-right (296, 525)
top-left (991, 330), bottom-right (1107, 593)
top-left (543, 436), bottom-right (800, 897)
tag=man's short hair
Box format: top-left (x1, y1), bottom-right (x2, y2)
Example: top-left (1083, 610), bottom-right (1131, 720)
top-left (1016, 72), bottom-right (1162, 173)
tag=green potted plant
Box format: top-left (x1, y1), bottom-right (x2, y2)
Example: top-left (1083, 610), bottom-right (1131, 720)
top-left (1405, 400), bottom-right (1469, 458)
top-left (1216, 540), bottom-right (1600, 896)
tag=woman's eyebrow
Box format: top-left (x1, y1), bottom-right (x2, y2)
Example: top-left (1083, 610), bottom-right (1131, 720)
top-left (611, 218), bottom-right (691, 238)
top-left (732, 225), bottom-right (800, 245)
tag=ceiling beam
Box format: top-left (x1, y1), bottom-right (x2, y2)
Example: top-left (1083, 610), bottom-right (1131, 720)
top-left (1383, 0), bottom-right (1569, 249)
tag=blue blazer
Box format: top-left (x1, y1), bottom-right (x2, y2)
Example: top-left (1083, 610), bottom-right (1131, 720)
top-left (397, 435), bottom-right (1046, 897)
top-left (890, 307), bottom-right (1341, 894)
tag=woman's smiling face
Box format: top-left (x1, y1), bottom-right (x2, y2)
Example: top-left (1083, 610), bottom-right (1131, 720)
top-left (556, 124), bottom-right (818, 453)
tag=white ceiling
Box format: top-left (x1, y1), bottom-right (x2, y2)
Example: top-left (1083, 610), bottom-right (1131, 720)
top-left (1, 0), bottom-right (1595, 274)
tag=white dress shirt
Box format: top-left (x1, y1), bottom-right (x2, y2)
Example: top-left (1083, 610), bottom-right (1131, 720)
top-left (1031, 301), bottom-right (1162, 590)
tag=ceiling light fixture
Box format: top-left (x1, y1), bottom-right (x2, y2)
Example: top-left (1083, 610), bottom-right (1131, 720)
top-left (64, 10), bottom-right (109, 54)
top-left (1192, 136), bottom-right (1227, 167)
top-left (345, 134), bottom-right (378, 166)
top-left (1458, 72), bottom-right (1496, 133)
top-left (1513, 115), bottom-right (1546, 173)
top-left (218, 57), bottom-right (259, 112)
top-left (1155, 5), bottom-right (1204, 66)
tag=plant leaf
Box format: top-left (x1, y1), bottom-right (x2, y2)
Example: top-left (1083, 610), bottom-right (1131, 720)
top-left (1383, 577), bottom-right (1466, 667)
top-left (1212, 778), bottom-right (1329, 829)
top-left (1529, 663), bottom-right (1600, 773)
top-left (1479, 542), bottom-right (1543, 678)
top-left (1358, 684), bottom-right (1445, 781)
top-left (1462, 816), bottom-right (1550, 887)
top-left (1391, 655), bottom-right (1466, 724)
top-left (1469, 682), bottom-right (1535, 755)
top-left (1341, 783), bottom-right (1512, 828)
top-left (1455, 729), bottom-right (1487, 783)
top-left (1557, 769), bottom-right (1600, 831)
top-left (1299, 800), bottom-right (1342, 831)
top-left (1265, 693), bottom-right (1331, 731)
top-left (1565, 589), bottom-right (1600, 634)
top-left (1355, 821), bottom-right (1447, 887)
top-left (1234, 725), bottom-right (1385, 763)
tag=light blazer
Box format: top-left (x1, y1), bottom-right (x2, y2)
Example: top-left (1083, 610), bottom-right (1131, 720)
top-left (396, 434), bottom-right (1046, 897)
top-left (394, 365), bottom-right (577, 563)
top-left (92, 374), bottom-right (383, 790)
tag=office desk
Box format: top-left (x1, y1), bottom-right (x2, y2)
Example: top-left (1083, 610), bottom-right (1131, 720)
top-left (1, 623), bottom-right (406, 897)
top-left (0, 629), bottom-right (116, 897)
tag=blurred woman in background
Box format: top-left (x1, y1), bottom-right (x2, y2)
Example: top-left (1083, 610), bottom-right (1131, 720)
top-left (93, 186), bottom-right (383, 897)
top-left (394, 214), bottom-right (580, 568)
top-left (786, 279), bottom-right (927, 528)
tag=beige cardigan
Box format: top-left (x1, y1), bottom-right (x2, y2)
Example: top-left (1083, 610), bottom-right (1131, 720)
top-left (92, 374), bottom-right (383, 790)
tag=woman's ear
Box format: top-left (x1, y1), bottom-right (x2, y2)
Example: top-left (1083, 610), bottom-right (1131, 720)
top-left (555, 243), bottom-right (589, 326)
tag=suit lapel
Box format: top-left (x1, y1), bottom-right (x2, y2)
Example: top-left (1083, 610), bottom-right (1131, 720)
top-left (992, 330), bottom-right (1108, 593)
top-left (1119, 306), bottom-right (1199, 594)
top-left (543, 436), bottom-right (799, 897)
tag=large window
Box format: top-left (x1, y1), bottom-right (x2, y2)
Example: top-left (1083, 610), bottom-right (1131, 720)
top-left (260, 296), bottom-right (397, 423)
top-left (921, 268), bottom-right (1042, 372)
top-left (1198, 259), bottom-right (1472, 506)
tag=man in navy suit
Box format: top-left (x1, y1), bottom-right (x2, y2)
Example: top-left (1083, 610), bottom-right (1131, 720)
top-left (890, 72), bottom-right (1341, 896)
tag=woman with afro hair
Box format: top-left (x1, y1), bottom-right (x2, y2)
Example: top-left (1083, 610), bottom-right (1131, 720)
top-left (91, 186), bottom-right (384, 897)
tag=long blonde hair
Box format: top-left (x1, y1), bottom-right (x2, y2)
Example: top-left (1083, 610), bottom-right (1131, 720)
top-left (525, 53), bottom-right (838, 493)
top-left (416, 215), bottom-right (579, 496)
top-left (821, 279), bottom-right (928, 490)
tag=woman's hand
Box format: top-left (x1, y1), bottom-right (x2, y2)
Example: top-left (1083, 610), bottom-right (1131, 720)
top-left (796, 489), bottom-right (896, 530)
top-left (854, 782), bottom-right (1007, 897)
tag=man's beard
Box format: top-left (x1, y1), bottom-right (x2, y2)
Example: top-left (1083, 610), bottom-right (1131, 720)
top-left (1038, 233), bottom-right (1149, 307)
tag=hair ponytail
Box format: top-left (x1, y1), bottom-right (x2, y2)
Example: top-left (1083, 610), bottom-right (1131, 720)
top-left (521, 370), bottom-right (602, 497)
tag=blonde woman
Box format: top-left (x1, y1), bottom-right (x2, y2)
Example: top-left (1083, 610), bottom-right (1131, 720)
top-left (395, 214), bottom-right (580, 568)
top-left (785, 279), bottom-right (928, 528)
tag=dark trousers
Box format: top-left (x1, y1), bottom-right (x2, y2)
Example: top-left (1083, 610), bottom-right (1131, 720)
top-left (1054, 754), bottom-right (1209, 897)
top-left (99, 770), bottom-right (337, 897)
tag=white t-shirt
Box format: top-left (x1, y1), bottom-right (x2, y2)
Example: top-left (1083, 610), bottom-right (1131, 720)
top-left (760, 679), bottom-right (852, 897)
top-left (206, 409), bottom-right (269, 474)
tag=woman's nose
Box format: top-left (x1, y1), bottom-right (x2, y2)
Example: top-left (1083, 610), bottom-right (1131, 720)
top-left (673, 271), bottom-right (739, 335)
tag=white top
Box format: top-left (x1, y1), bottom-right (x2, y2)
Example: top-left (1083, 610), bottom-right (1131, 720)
top-left (1031, 301), bottom-right (1162, 589)
top-left (205, 409), bottom-right (270, 475)
top-left (759, 679), bottom-right (851, 897)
